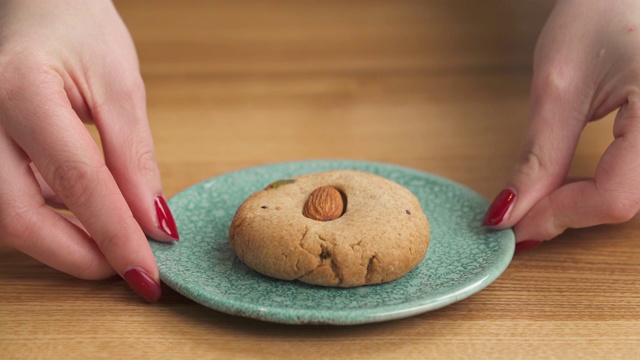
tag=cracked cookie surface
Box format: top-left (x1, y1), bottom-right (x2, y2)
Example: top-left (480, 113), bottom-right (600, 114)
top-left (228, 170), bottom-right (430, 287)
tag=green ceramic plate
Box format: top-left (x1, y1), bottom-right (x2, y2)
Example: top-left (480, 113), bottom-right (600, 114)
top-left (150, 160), bottom-right (514, 325)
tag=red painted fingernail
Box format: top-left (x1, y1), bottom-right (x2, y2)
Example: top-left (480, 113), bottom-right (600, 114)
top-left (515, 240), bottom-right (542, 252)
top-left (483, 189), bottom-right (517, 226)
top-left (123, 267), bottom-right (161, 303)
top-left (155, 195), bottom-right (179, 241)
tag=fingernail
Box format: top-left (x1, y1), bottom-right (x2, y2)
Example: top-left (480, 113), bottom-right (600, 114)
top-left (155, 195), bottom-right (179, 241)
top-left (515, 240), bottom-right (542, 252)
top-left (483, 189), bottom-right (517, 226)
top-left (123, 267), bottom-right (161, 303)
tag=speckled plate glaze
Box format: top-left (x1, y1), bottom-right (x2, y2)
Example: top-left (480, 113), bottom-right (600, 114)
top-left (149, 160), bottom-right (514, 325)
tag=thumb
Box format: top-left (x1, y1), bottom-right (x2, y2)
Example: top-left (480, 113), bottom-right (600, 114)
top-left (483, 71), bottom-right (587, 229)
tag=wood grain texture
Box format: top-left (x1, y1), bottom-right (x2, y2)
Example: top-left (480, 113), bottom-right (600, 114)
top-left (1, 1), bottom-right (639, 359)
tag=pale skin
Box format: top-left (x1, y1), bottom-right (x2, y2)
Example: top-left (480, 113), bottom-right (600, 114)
top-left (0, 0), bottom-right (637, 302)
top-left (0, 0), bottom-right (178, 302)
top-left (485, 0), bottom-right (640, 248)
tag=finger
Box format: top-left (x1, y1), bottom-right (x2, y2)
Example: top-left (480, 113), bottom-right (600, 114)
top-left (514, 98), bottom-right (640, 243)
top-left (91, 71), bottom-right (179, 243)
top-left (82, 5), bottom-right (179, 243)
top-left (0, 130), bottom-right (113, 279)
top-left (483, 67), bottom-right (588, 229)
top-left (1, 65), bottom-right (161, 302)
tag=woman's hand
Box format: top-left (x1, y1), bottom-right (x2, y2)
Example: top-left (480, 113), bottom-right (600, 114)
top-left (0, 0), bottom-right (179, 301)
top-left (484, 0), bottom-right (640, 250)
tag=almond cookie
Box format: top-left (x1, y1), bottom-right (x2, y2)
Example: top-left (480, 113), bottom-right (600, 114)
top-left (228, 170), bottom-right (430, 287)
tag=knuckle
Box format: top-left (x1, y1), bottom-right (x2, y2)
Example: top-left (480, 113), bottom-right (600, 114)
top-left (50, 162), bottom-right (104, 208)
top-left (109, 142), bottom-right (159, 181)
top-left (0, 207), bottom-right (37, 248)
top-left (135, 148), bottom-right (158, 174)
top-left (517, 150), bottom-right (543, 176)
top-left (532, 64), bottom-right (574, 98)
top-left (73, 254), bottom-right (114, 280)
top-left (128, 74), bottom-right (147, 98)
top-left (0, 56), bottom-right (56, 104)
top-left (513, 148), bottom-right (548, 182)
top-left (600, 195), bottom-right (639, 223)
top-left (91, 71), bottom-right (146, 116)
top-left (114, 72), bottom-right (147, 104)
top-left (92, 231), bottom-right (119, 260)
top-left (548, 217), bottom-right (568, 241)
top-left (91, 221), bottom-right (139, 259)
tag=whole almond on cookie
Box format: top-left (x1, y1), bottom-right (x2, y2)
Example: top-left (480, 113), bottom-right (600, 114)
top-left (302, 186), bottom-right (345, 221)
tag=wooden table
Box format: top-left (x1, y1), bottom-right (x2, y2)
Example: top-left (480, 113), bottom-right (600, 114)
top-left (2, 1), bottom-right (639, 358)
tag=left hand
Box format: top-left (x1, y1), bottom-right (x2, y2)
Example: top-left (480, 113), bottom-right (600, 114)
top-left (484, 0), bottom-right (640, 250)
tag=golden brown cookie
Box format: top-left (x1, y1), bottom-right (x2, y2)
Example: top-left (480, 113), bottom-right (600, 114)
top-left (228, 170), bottom-right (430, 287)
